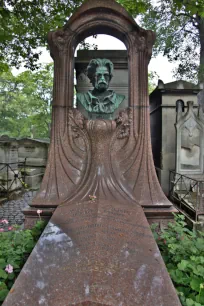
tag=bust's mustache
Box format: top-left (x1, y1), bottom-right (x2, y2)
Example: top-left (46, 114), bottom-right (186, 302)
top-left (97, 80), bottom-right (108, 85)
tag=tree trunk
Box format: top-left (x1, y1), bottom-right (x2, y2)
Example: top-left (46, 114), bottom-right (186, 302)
top-left (199, 16), bottom-right (204, 86)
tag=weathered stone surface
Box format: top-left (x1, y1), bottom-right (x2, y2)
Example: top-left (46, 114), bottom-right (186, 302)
top-left (0, 135), bottom-right (18, 171)
top-left (18, 138), bottom-right (49, 167)
top-left (3, 201), bottom-right (181, 306)
top-left (25, 173), bottom-right (44, 189)
top-left (0, 136), bottom-right (20, 192)
top-left (176, 101), bottom-right (204, 175)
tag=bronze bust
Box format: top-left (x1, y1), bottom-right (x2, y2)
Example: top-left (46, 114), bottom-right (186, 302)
top-left (77, 58), bottom-right (125, 119)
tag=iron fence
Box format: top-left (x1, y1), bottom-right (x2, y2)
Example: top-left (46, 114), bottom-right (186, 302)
top-left (0, 159), bottom-right (26, 198)
top-left (169, 170), bottom-right (204, 222)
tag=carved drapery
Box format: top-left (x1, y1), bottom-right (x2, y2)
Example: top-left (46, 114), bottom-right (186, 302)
top-left (32, 0), bottom-right (171, 208)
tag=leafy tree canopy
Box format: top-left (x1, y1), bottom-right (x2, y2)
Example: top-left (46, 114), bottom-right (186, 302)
top-left (141, 0), bottom-right (204, 83)
top-left (0, 0), bottom-right (83, 71)
top-left (0, 63), bottom-right (53, 138)
top-left (0, 0), bottom-right (204, 83)
top-left (0, 0), bottom-right (150, 71)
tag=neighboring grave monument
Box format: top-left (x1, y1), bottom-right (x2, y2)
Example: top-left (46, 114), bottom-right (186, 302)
top-left (18, 138), bottom-right (49, 189)
top-left (0, 135), bottom-right (22, 193)
top-left (150, 80), bottom-right (202, 195)
top-left (4, 1), bottom-right (181, 305)
top-left (176, 101), bottom-right (204, 175)
top-left (172, 99), bottom-right (204, 223)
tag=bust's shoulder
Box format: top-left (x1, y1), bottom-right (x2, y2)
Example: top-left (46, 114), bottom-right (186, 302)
top-left (77, 91), bottom-right (89, 102)
top-left (77, 91), bottom-right (93, 97)
top-left (112, 92), bottom-right (125, 104)
top-left (77, 91), bottom-right (93, 109)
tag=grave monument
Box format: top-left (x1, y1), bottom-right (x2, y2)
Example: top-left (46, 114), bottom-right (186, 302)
top-left (176, 101), bottom-right (204, 175)
top-left (4, 1), bottom-right (181, 305)
top-left (150, 80), bottom-right (202, 195)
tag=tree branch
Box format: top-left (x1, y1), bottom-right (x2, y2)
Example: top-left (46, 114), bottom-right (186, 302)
top-left (175, 12), bottom-right (192, 19)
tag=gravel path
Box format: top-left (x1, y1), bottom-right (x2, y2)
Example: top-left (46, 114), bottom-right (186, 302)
top-left (0, 191), bottom-right (35, 230)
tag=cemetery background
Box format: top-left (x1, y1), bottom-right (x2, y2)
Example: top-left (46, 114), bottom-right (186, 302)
top-left (0, 0), bottom-right (204, 305)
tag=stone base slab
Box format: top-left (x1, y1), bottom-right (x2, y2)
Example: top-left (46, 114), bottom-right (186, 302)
top-left (144, 206), bottom-right (178, 229)
top-left (4, 200), bottom-right (181, 306)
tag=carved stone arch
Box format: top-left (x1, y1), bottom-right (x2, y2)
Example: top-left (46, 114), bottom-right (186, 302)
top-left (48, 0), bottom-right (155, 110)
top-left (32, 0), bottom-right (172, 208)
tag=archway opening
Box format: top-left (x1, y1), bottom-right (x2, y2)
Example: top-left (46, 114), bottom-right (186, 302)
top-left (74, 34), bottom-right (128, 118)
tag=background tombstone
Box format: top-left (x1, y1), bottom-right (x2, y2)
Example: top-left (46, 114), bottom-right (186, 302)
top-left (171, 100), bottom-right (204, 223)
top-left (18, 138), bottom-right (49, 189)
top-left (0, 135), bottom-right (22, 193)
top-left (176, 101), bottom-right (204, 175)
top-left (150, 80), bottom-right (202, 195)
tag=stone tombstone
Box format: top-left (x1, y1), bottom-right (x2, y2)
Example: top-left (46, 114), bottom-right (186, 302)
top-left (17, 138), bottom-right (49, 189)
top-left (4, 1), bottom-right (181, 305)
top-left (176, 101), bottom-right (204, 175)
top-left (0, 135), bottom-right (18, 171)
top-left (32, 0), bottom-right (171, 209)
top-left (18, 138), bottom-right (49, 167)
top-left (197, 89), bottom-right (204, 113)
top-left (0, 135), bottom-right (21, 192)
top-left (150, 80), bottom-right (202, 195)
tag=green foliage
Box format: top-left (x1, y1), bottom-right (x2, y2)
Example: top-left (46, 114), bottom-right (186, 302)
top-left (0, 0), bottom-right (84, 70)
top-left (141, 0), bottom-right (204, 83)
top-left (0, 0), bottom-right (203, 84)
top-left (0, 0), bottom-right (151, 71)
top-left (0, 220), bottom-right (47, 304)
top-left (0, 63), bottom-right (53, 138)
top-left (148, 71), bottom-right (159, 93)
top-left (117, 0), bottom-right (151, 16)
top-left (152, 214), bottom-right (204, 306)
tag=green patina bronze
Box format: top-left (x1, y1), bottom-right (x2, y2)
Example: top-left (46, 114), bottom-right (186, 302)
top-left (77, 58), bottom-right (125, 119)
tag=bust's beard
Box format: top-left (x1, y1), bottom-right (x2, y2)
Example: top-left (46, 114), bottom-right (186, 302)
top-left (95, 82), bottom-right (108, 92)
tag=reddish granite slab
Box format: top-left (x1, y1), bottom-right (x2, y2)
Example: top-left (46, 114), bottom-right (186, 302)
top-left (3, 200), bottom-right (181, 306)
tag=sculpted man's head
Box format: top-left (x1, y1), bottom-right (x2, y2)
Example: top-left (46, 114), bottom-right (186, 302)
top-left (87, 58), bottom-right (113, 92)
top-left (77, 58), bottom-right (125, 119)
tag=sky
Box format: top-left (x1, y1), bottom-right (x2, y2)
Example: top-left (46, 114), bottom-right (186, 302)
top-left (13, 34), bottom-right (177, 85)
